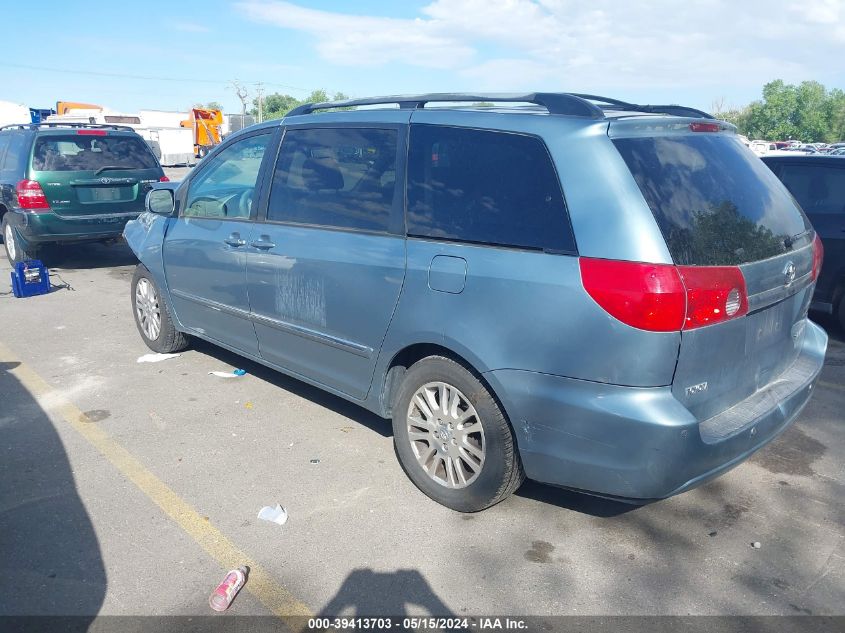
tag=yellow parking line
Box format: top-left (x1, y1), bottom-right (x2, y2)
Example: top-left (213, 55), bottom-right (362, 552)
top-left (818, 380), bottom-right (845, 393)
top-left (0, 341), bottom-right (312, 624)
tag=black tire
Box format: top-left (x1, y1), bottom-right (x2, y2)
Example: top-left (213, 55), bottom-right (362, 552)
top-left (2, 214), bottom-right (39, 266)
top-left (392, 356), bottom-right (525, 512)
top-left (130, 264), bottom-right (189, 353)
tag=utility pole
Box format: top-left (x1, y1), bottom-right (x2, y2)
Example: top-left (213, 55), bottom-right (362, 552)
top-left (255, 82), bottom-right (265, 123)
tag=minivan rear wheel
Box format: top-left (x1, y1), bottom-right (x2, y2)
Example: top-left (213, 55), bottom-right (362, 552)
top-left (131, 264), bottom-right (189, 354)
top-left (392, 356), bottom-right (524, 512)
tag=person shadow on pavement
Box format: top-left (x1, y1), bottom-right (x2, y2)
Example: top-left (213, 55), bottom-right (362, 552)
top-left (0, 361), bottom-right (106, 621)
top-left (318, 568), bottom-right (454, 617)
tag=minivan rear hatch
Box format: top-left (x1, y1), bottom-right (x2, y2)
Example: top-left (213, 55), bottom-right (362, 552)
top-left (611, 120), bottom-right (816, 426)
top-left (31, 131), bottom-right (162, 217)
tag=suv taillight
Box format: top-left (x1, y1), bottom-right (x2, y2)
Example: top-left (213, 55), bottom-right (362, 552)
top-left (159, 175), bottom-right (170, 182)
top-left (811, 234), bottom-right (824, 281)
top-left (579, 258), bottom-right (748, 332)
top-left (15, 180), bottom-right (51, 212)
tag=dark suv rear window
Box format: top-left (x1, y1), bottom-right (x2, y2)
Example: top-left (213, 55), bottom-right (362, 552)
top-left (613, 135), bottom-right (810, 265)
top-left (32, 134), bottom-right (158, 172)
top-left (407, 124), bottom-right (575, 253)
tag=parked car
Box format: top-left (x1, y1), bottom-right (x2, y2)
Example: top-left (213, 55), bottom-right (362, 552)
top-left (763, 154), bottom-right (845, 329)
top-left (0, 122), bottom-right (167, 265)
top-left (125, 93), bottom-right (827, 512)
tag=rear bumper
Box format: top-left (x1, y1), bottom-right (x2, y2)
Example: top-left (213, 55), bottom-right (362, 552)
top-left (14, 210), bottom-right (140, 243)
top-left (487, 320), bottom-right (828, 500)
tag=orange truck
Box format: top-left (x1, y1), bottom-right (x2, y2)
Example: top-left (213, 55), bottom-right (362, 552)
top-left (181, 108), bottom-right (223, 157)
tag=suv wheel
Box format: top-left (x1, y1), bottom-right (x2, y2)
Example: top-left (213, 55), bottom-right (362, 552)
top-left (392, 356), bottom-right (524, 512)
top-left (2, 214), bottom-right (38, 266)
top-left (131, 264), bottom-right (189, 353)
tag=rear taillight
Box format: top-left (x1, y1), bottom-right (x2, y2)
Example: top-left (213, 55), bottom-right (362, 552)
top-left (15, 180), bottom-right (51, 212)
top-left (580, 258), bottom-right (748, 332)
top-left (579, 259), bottom-right (686, 332)
top-left (811, 234), bottom-right (824, 281)
top-left (677, 265), bottom-right (748, 328)
top-left (159, 175), bottom-right (170, 182)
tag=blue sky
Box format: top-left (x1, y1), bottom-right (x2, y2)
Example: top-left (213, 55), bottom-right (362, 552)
top-left (1, 0), bottom-right (843, 115)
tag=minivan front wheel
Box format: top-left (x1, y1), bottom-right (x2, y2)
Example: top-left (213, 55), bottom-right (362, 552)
top-left (131, 265), bottom-right (189, 354)
top-left (392, 356), bottom-right (524, 512)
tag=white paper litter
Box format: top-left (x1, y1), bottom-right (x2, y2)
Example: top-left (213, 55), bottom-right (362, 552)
top-left (137, 353), bottom-right (181, 363)
top-left (257, 504), bottom-right (288, 526)
top-left (209, 371), bottom-right (243, 378)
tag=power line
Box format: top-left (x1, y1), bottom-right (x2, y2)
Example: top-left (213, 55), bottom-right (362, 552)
top-left (0, 62), bottom-right (312, 93)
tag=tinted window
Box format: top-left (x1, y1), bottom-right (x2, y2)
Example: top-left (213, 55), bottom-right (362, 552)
top-left (185, 133), bottom-right (270, 219)
top-left (4, 133), bottom-right (30, 174)
top-left (407, 125), bottom-right (574, 252)
top-left (776, 163), bottom-right (845, 215)
top-left (32, 134), bottom-right (158, 171)
top-left (268, 127), bottom-right (398, 232)
top-left (613, 135), bottom-right (810, 265)
top-left (0, 134), bottom-right (9, 169)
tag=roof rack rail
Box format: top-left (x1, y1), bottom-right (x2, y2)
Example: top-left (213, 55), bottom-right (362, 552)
top-left (286, 93), bottom-right (605, 119)
top-left (0, 122), bottom-right (136, 132)
top-left (571, 94), bottom-right (714, 119)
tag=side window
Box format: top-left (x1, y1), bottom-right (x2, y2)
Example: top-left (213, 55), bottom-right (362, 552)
top-left (407, 124), bottom-right (575, 253)
top-left (0, 134), bottom-right (10, 170)
top-left (778, 164), bottom-right (845, 215)
top-left (184, 133), bottom-right (270, 219)
top-left (4, 133), bottom-right (30, 174)
top-left (267, 127), bottom-right (398, 233)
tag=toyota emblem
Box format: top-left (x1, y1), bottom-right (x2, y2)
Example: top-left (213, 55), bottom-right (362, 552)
top-left (783, 261), bottom-right (796, 287)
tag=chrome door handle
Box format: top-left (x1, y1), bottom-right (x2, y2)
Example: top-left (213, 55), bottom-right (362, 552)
top-left (224, 234), bottom-right (246, 247)
top-left (250, 239), bottom-right (276, 250)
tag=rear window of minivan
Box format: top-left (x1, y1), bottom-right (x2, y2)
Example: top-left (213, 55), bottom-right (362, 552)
top-left (32, 134), bottom-right (158, 172)
top-left (613, 134), bottom-right (810, 265)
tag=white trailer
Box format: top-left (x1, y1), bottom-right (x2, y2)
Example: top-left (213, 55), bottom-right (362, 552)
top-left (0, 101), bottom-right (32, 127)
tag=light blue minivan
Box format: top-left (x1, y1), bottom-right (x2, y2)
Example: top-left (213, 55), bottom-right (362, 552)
top-left (125, 93), bottom-right (828, 512)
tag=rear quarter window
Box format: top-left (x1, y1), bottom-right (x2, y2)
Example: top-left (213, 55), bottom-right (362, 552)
top-left (613, 134), bottom-right (810, 265)
top-left (407, 124), bottom-right (575, 253)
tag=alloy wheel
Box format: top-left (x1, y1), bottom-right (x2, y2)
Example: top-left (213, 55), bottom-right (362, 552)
top-left (406, 381), bottom-right (485, 489)
top-left (135, 278), bottom-right (162, 340)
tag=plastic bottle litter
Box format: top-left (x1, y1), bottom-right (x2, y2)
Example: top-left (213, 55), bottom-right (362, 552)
top-left (257, 503), bottom-right (288, 525)
top-left (209, 566), bottom-right (248, 612)
top-left (209, 369), bottom-right (247, 378)
top-left (137, 353), bottom-right (181, 363)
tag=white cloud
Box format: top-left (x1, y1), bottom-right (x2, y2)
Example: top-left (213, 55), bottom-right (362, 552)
top-left (235, 1), bottom-right (474, 68)
top-left (235, 0), bottom-right (845, 93)
top-left (167, 21), bottom-right (211, 33)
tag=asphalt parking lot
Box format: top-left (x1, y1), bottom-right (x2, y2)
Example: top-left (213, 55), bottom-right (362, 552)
top-left (1, 212), bottom-right (843, 619)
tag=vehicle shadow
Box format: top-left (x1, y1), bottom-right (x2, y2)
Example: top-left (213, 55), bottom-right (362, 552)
top-left (45, 240), bottom-right (138, 271)
top-left (514, 480), bottom-right (640, 517)
top-left (190, 338), bottom-right (393, 438)
top-left (0, 361), bottom-right (106, 617)
top-left (813, 312), bottom-right (844, 344)
top-left (318, 568), bottom-right (454, 617)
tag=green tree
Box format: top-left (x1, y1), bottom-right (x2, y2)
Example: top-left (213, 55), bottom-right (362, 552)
top-left (736, 79), bottom-right (842, 142)
top-left (194, 101), bottom-right (223, 111)
top-left (251, 90), bottom-right (351, 120)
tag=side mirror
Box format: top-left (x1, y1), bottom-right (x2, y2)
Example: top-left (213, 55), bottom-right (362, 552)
top-left (146, 189), bottom-right (175, 215)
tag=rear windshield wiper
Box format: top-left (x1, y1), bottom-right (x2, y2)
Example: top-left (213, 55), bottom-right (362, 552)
top-left (783, 229), bottom-right (811, 249)
top-left (94, 165), bottom-right (136, 176)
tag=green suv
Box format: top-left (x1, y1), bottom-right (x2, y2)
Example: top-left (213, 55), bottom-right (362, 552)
top-left (0, 123), bottom-right (167, 265)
